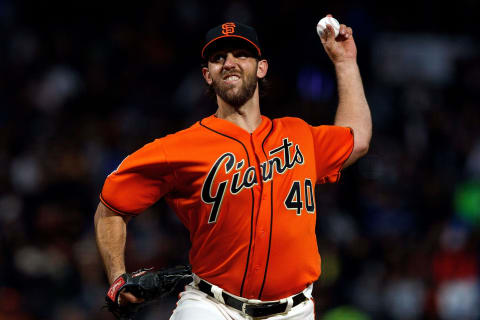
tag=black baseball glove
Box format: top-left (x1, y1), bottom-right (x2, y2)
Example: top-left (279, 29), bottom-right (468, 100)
top-left (104, 265), bottom-right (192, 320)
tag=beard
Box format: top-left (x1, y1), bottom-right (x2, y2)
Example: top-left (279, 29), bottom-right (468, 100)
top-left (211, 71), bottom-right (258, 109)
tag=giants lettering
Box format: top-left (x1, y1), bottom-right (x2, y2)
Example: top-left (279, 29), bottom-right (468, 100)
top-left (201, 138), bottom-right (304, 223)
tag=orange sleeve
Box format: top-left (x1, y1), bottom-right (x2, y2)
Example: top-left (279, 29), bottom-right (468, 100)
top-left (100, 139), bottom-right (175, 216)
top-left (310, 125), bottom-right (354, 184)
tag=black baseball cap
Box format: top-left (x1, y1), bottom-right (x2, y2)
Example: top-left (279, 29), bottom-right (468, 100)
top-left (201, 22), bottom-right (262, 60)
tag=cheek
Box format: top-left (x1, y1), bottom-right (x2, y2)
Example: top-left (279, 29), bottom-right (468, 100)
top-left (239, 64), bottom-right (254, 78)
top-left (208, 72), bottom-right (220, 85)
top-left (249, 67), bottom-right (259, 81)
top-left (211, 68), bottom-right (224, 82)
top-left (206, 65), bottom-right (221, 82)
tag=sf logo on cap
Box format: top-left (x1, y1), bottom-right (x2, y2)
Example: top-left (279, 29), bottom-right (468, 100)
top-left (222, 22), bottom-right (236, 35)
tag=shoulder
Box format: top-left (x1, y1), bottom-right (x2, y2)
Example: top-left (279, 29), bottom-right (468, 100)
top-left (273, 117), bottom-right (349, 133)
top-left (273, 116), bottom-right (308, 125)
top-left (158, 120), bottom-right (203, 144)
top-left (124, 121), bottom-right (202, 158)
top-left (272, 117), bottom-right (311, 132)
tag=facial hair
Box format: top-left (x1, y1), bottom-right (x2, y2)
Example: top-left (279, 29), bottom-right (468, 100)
top-left (211, 70), bottom-right (258, 109)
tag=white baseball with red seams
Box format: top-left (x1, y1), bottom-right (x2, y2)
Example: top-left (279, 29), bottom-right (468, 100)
top-left (316, 16), bottom-right (340, 38)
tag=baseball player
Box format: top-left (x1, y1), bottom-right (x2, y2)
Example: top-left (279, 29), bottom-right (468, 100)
top-left (95, 17), bottom-right (371, 320)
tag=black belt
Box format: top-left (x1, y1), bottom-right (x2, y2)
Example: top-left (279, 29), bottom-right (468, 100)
top-left (197, 280), bottom-right (307, 318)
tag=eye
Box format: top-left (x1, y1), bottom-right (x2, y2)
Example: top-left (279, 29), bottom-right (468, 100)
top-left (233, 49), bottom-right (252, 58)
top-left (210, 53), bottom-right (226, 63)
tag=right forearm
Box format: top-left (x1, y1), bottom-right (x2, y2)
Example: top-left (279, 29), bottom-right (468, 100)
top-left (334, 60), bottom-right (371, 146)
top-left (94, 202), bottom-right (129, 284)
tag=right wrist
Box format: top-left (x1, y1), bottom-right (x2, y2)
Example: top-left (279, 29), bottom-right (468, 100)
top-left (333, 60), bottom-right (358, 72)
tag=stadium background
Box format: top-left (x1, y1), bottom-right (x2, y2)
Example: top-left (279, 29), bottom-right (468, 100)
top-left (0, 0), bottom-right (479, 319)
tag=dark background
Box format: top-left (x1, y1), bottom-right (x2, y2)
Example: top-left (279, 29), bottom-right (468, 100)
top-left (1, 0), bottom-right (479, 319)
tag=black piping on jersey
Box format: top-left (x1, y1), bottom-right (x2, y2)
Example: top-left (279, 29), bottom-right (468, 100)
top-left (99, 193), bottom-right (137, 217)
top-left (258, 121), bottom-right (274, 299)
top-left (199, 120), bottom-right (254, 297)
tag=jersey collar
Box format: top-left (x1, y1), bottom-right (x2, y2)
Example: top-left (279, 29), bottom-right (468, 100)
top-left (200, 114), bottom-right (272, 143)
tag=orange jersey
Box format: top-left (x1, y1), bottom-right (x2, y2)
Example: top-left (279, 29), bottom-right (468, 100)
top-left (100, 115), bottom-right (353, 300)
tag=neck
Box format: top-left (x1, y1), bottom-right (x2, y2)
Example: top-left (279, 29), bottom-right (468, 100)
top-left (215, 90), bottom-right (262, 133)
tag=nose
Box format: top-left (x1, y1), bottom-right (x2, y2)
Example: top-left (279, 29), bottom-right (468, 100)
top-left (223, 52), bottom-right (237, 70)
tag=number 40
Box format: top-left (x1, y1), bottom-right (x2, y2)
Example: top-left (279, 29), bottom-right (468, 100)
top-left (284, 179), bottom-right (315, 215)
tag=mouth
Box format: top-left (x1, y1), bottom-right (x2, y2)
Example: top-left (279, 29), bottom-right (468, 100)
top-left (223, 74), bottom-right (241, 84)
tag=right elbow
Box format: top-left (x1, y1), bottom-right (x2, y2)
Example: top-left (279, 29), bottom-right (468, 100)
top-left (353, 126), bottom-right (371, 158)
top-left (355, 140), bottom-right (370, 157)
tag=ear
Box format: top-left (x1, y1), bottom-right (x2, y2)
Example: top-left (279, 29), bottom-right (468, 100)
top-left (202, 66), bottom-right (213, 85)
top-left (257, 59), bottom-right (268, 79)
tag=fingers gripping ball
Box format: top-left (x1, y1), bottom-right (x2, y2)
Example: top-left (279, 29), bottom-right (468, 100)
top-left (104, 265), bottom-right (192, 320)
top-left (316, 16), bottom-right (340, 38)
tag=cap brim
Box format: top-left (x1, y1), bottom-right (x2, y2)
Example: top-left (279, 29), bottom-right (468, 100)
top-left (201, 35), bottom-right (262, 59)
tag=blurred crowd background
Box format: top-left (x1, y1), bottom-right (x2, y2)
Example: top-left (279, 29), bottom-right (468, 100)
top-left (1, 0), bottom-right (479, 319)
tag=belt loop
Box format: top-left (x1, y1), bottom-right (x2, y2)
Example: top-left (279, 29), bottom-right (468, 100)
top-left (303, 284), bottom-right (313, 298)
top-left (284, 296), bottom-right (294, 313)
top-left (241, 302), bottom-right (254, 319)
top-left (210, 284), bottom-right (225, 304)
top-left (192, 274), bottom-right (201, 286)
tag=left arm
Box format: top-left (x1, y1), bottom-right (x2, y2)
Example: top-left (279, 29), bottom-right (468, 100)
top-left (320, 15), bottom-right (372, 168)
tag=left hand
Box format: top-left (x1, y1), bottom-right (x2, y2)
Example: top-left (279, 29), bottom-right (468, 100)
top-left (320, 14), bottom-right (357, 64)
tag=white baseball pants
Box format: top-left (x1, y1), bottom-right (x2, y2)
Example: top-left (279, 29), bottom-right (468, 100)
top-left (170, 284), bottom-right (315, 320)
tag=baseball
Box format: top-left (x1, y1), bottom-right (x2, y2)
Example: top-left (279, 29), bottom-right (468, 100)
top-left (316, 16), bottom-right (340, 38)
